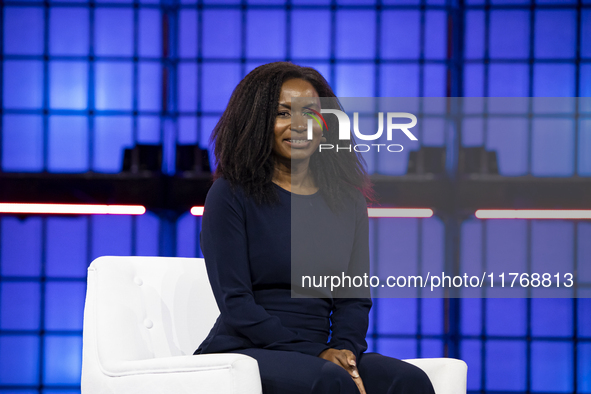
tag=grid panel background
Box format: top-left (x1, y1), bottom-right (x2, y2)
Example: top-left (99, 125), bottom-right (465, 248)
top-left (1, 0), bottom-right (590, 392)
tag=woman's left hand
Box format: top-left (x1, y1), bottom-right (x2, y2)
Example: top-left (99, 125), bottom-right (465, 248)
top-left (318, 348), bottom-right (367, 394)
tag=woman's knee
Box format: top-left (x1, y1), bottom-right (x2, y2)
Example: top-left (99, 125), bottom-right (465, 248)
top-left (395, 364), bottom-right (435, 393)
top-left (358, 353), bottom-right (435, 394)
top-left (311, 362), bottom-right (358, 394)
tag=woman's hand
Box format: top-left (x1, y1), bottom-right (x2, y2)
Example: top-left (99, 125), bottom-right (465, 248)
top-left (318, 348), bottom-right (367, 394)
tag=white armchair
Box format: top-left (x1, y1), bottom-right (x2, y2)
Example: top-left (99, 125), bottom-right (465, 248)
top-left (81, 256), bottom-right (467, 394)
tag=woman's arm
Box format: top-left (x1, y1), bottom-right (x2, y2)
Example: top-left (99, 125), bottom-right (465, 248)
top-left (327, 191), bottom-right (373, 361)
top-left (201, 179), bottom-right (330, 356)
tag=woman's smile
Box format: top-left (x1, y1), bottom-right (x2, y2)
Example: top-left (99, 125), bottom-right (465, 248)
top-left (284, 138), bottom-right (312, 148)
top-left (273, 78), bottom-right (323, 164)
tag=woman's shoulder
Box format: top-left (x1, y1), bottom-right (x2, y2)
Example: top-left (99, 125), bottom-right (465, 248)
top-left (351, 187), bottom-right (367, 204)
top-left (338, 186), bottom-right (367, 209)
top-left (208, 176), bottom-right (232, 194)
top-left (205, 177), bottom-right (247, 208)
top-left (208, 176), bottom-right (245, 195)
top-left (347, 187), bottom-right (369, 218)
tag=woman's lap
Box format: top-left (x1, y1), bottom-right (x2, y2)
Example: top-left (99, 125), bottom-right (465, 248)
top-left (358, 352), bottom-right (435, 394)
top-left (230, 348), bottom-right (435, 394)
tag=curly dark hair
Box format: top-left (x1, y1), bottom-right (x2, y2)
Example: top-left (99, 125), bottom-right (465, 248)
top-left (210, 61), bottom-right (373, 211)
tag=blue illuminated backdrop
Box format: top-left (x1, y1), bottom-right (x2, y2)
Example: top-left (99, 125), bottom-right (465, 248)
top-left (0, 0), bottom-right (590, 392)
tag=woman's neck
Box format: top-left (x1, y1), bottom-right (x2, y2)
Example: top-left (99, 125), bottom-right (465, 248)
top-left (273, 158), bottom-right (318, 195)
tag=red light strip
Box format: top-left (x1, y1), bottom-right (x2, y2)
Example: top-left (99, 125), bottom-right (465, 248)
top-left (190, 206), bottom-right (205, 216)
top-left (475, 209), bottom-right (591, 220)
top-left (0, 203), bottom-right (146, 215)
top-left (191, 207), bottom-right (434, 218)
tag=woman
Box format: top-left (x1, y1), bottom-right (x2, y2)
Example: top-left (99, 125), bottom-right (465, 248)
top-left (194, 62), bottom-right (435, 394)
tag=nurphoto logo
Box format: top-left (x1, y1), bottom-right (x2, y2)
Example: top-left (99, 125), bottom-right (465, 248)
top-left (305, 109), bottom-right (419, 153)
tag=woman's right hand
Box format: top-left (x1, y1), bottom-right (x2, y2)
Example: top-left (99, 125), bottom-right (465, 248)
top-left (318, 348), bottom-right (367, 394)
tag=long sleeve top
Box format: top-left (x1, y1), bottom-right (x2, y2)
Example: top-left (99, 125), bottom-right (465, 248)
top-left (194, 177), bottom-right (372, 360)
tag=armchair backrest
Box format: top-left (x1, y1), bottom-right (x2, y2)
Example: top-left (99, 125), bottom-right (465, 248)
top-left (83, 256), bottom-right (220, 365)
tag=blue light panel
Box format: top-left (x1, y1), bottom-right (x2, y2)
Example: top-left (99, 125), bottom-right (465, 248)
top-left (179, 9), bottom-right (198, 59)
top-left (583, 10), bottom-right (591, 57)
top-left (94, 62), bottom-right (133, 111)
top-left (424, 11), bottom-right (446, 59)
top-left (463, 64), bottom-right (485, 96)
top-left (139, 9), bottom-right (162, 57)
top-left (581, 118), bottom-right (591, 176)
top-left (464, 11), bottom-right (485, 60)
top-left (201, 63), bottom-right (241, 112)
top-left (531, 221), bottom-right (574, 276)
top-left (46, 217), bottom-right (88, 278)
top-left (49, 8), bottom-right (89, 56)
top-left (423, 65), bottom-right (446, 96)
top-left (94, 8), bottom-right (133, 56)
top-left (291, 10), bottom-right (331, 59)
top-left (421, 339), bottom-right (444, 358)
top-left (532, 118), bottom-right (575, 176)
top-left (178, 63), bottom-right (198, 112)
top-left (93, 116), bottom-right (133, 173)
top-left (377, 298), bottom-right (418, 335)
top-left (381, 11), bottom-right (421, 59)
top-left (0, 217), bottom-right (42, 277)
top-left (485, 340), bottom-right (527, 391)
top-left (44, 282), bottom-right (86, 331)
top-left (535, 10), bottom-right (577, 59)
top-left (490, 11), bottom-right (530, 58)
top-left (579, 343), bottom-right (591, 393)
top-left (336, 10), bottom-right (376, 59)
top-left (135, 212), bottom-right (161, 256)
top-left (246, 10), bottom-right (286, 59)
top-left (90, 215), bottom-right (132, 260)
top-left (176, 212), bottom-right (199, 258)
top-left (531, 342), bottom-right (574, 392)
top-left (137, 116), bottom-right (162, 144)
top-left (202, 10), bottom-right (241, 58)
top-left (378, 338), bottom-right (418, 359)
top-left (50, 61), bottom-right (88, 110)
top-left (461, 339), bottom-right (482, 390)
top-left (0, 335), bottom-right (40, 385)
top-left (534, 64), bottom-right (576, 97)
top-left (3, 7), bottom-right (44, 55)
top-left (139, 62), bottom-right (162, 111)
top-left (532, 299), bottom-right (573, 337)
top-left (488, 64), bottom-right (530, 97)
top-left (1, 2), bottom-right (589, 392)
top-left (336, 64), bottom-right (375, 97)
top-left (0, 282), bottom-right (41, 330)
top-left (43, 336), bottom-right (82, 385)
top-left (3, 61), bottom-right (44, 109)
top-left (1, 115), bottom-right (44, 172)
top-left (486, 117), bottom-right (529, 175)
top-left (486, 299), bottom-right (527, 336)
top-left (48, 116), bottom-right (89, 173)
top-left (178, 116), bottom-right (198, 144)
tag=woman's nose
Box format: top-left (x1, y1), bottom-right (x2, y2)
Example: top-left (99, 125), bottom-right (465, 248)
top-left (291, 113), bottom-right (307, 131)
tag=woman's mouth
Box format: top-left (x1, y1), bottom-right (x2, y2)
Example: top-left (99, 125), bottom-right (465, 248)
top-left (284, 139), bottom-right (311, 148)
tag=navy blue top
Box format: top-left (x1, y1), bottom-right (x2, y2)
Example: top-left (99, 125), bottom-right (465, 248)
top-left (194, 177), bottom-right (372, 360)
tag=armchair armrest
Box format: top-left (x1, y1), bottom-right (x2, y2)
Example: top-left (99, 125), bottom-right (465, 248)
top-left (84, 354), bottom-right (262, 394)
top-left (402, 358), bottom-right (467, 394)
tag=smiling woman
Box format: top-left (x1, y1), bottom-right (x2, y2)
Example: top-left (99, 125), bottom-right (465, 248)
top-left (275, 79), bottom-right (321, 150)
top-left (272, 78), bottom-right (323, 196)
top-left (195, 62), bottom-right (436, 394)
top-left (207, 62), bottom-right (371, 211)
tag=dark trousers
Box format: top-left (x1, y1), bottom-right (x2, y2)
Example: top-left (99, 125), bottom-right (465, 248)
top-left (230, 348), bottom-right (436, 394)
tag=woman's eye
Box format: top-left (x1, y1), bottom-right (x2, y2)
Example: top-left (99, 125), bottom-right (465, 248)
top-left (277, 111), bottom-right (290, 117)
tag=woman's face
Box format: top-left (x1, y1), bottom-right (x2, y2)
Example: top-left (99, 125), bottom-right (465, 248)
top-left (272, 78), bottom-right (323, 163)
